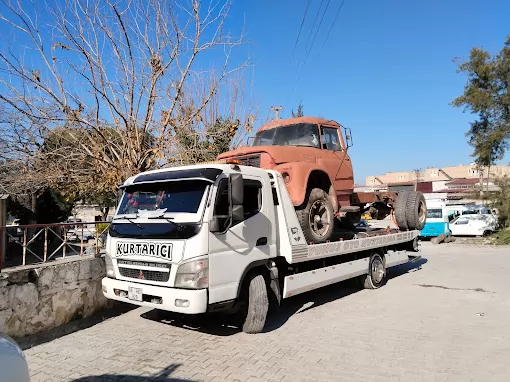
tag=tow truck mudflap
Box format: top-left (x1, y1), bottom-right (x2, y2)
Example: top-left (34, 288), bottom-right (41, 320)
top-left (407, 255), bottom-right (422, 264)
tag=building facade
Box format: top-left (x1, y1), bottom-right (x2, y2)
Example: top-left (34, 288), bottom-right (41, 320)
top-left (364, 164), bottom-right (510, 206)
top-left (365, 164), bottom-right (510, 187)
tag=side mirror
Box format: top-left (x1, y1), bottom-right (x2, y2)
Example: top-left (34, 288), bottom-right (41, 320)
top-left (230, 173), bottom-right (244, 205)
top-left (209, 217), bottom-right (221, 233)
top-left (232, 204), bottom-right (244, 222)
top-left (343, 126), bottom-right (353, 148)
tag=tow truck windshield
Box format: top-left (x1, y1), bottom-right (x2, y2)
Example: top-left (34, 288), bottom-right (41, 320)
top-left (110, 180), bottom-right (209, 239)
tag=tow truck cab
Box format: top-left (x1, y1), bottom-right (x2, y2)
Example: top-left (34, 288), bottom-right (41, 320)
top-left (101, 163), bottom-right (278, 314)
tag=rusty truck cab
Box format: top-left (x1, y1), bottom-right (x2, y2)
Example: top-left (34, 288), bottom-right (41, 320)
top-left (217, 117), bottom-right (354, 213)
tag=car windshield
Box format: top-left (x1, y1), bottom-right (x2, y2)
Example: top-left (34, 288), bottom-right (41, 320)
top-left (116, 180), bottom-right (209, 217)
top-left (252, 123), bottom-right (320, 148)
top-left (427, 209), bottom-right (443, 219)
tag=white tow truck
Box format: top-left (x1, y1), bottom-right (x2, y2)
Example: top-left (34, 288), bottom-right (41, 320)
top-left (101, 161), bottom-right (422, 333)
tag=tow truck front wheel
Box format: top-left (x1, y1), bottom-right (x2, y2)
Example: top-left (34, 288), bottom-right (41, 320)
top-left (239, 273), bottom-right (269, 334)
top-left (296, 188), bottom-right (335, 244)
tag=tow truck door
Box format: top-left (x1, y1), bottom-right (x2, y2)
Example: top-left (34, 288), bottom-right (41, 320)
top-left (207, 173), bottom-right (276, 304)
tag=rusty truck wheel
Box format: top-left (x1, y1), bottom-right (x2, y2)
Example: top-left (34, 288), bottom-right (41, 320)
top-left (394, 191), bottom-right (410, 231)
top-left (296, 188), bottom-right (335, 244)
top-left (406, 191), bottom-right (427, 230)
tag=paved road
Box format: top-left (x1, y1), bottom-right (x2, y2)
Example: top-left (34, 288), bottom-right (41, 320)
top-left (25, 243), bottom-right (510, 381)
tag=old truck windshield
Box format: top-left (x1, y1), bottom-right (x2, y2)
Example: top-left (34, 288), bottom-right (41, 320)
top-left (116, 180), bottom-right (209, 216)
top-left (252, 123), bottom-right (320, 148)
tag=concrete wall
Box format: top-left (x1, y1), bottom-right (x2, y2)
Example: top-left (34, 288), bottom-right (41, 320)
top-left (0, 256), bottom-right (111, 338)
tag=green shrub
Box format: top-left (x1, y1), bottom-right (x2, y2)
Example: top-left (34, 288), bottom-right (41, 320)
top-left (494, 229), bottom-right (510, 245)
top-left (95, 222), bottom-right (110, 236)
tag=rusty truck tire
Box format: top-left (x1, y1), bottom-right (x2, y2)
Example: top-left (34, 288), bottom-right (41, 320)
top-left (394, 191), bottom-right (410, 231)
top-left (296, 188), bottom-right (335, 244)
top-left (406, 191), bottom-right (427, 230)
top-left (242, 273), bottom-right (269, 334)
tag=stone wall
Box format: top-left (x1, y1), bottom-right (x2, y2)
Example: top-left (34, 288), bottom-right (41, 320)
top-left (0, 256), bottom-right (112, 338)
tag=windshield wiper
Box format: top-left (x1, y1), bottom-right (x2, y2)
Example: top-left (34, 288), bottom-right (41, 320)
top-left (113, 216), bottom-right (144, 229)
top-left (147, 215), bottom-right (177, 227)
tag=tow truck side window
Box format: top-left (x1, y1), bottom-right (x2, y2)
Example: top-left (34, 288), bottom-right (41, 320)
top-left (214, 178), bottom-right (262, 229)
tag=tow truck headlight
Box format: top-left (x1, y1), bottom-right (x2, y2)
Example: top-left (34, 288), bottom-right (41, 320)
top-left (174, 258), bottom-right (208, 289)
top-left (105, 253), bottom-right (115, 278)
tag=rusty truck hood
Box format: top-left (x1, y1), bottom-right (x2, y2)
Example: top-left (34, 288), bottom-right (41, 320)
top-left (218, 145), bottom-right (320, 164)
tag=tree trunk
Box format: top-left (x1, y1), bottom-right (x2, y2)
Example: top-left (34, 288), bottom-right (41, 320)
top-left (486, 164), bottom-right (491, 193)
top-left (101, 207), bottom-right (110, 221)
top-left (30, 192), bottom-right (37, 224)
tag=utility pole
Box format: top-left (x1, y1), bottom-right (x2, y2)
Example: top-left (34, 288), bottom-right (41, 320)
top-left (270, 105), bottom-right (283, 121)
top-left (413, 168), bottom-right (422, 191)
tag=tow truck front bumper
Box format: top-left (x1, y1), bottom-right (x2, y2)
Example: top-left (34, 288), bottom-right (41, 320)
top-left (101, 277), bottom-right (208, 314)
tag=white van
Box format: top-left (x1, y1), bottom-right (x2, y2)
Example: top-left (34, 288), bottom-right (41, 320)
top-left (449, 214), bottom-right (498, 237)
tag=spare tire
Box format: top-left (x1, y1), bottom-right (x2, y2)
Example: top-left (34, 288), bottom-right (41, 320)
top-left (406, 191), bottom-right (427, 230)
top-left (394, 191), bottom-right (410, 231)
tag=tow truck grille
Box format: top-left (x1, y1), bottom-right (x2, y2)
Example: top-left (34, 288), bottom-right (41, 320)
top-left (237, 155), bottom-right (260, 167)
top-left (117, 260), bottom-right (171, 282)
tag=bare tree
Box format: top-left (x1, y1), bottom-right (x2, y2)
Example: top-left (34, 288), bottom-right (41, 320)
top-left (0, 0), bottom-right (251, 198)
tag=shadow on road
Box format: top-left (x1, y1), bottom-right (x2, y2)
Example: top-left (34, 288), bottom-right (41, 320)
top-left (17, 303), bottom-right (135, 351)
top-left (71, 364), bottom-right (194, 382)
top-left (141, 256), bottom-right (428, 336)
top-left (388, 256), bottom-right (428, 279)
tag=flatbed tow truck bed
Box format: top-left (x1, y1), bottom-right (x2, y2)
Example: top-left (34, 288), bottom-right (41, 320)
top-left (282, 228), bottom-right (420, 298)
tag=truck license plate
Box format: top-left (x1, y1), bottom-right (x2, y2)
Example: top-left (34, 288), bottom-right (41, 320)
top-left (128, 286), bottom-right (143, 301)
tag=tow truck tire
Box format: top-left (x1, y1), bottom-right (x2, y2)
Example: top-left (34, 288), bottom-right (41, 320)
top-left (296, 188), bottom-right (335, 244)
top-left (405, 191), bottom-right (427, 230)
top-left (360, 252), bottom-right (386, 289)
top-left (394, 191), bottom-right (410, 231)
top-left (242, 273), bottom-right (269, 334)
top-left (406, 236), bottom-right (419, 252)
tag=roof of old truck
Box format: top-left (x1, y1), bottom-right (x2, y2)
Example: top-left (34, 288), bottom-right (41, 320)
top-left (257, 116), bottom-right (341, 132)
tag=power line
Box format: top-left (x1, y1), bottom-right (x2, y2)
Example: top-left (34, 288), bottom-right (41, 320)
top-left (310, 0), bottom-right (347, 72)
top-left (289, 0), bottom-right (311, 64)
top-left (320, 0), bottom-right (346, 51)
top-left (301, 0), bottom-right (325, 62)
top-left (292, 0), bottom-right (331, 94)
top-left (301, 0), bottom-right (331, 70)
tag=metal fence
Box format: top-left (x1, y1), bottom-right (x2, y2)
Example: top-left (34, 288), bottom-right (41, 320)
top-left (0, 221), bottom-right (110, 270)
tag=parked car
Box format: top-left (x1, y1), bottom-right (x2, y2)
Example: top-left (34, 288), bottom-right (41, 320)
top-left (0, 333), bottom-right (30, 382)
top-left (450, 214), bottom-right (498, 237)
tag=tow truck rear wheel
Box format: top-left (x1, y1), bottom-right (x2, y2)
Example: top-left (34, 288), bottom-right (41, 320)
top-left (359, 252), bottom-right (387, 289)
top-left (296, 188), bottom-right (335, 244)
top-left (240, 272), bottom-right (269, 334)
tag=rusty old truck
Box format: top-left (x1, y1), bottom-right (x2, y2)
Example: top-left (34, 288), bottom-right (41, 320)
top-left (217, 116), bottom-right (426, 244)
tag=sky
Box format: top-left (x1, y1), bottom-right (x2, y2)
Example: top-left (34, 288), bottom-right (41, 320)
top-left (226, 0), bottom-right (510, 184)
top-left (0, 0), bottom-right (508, 185)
